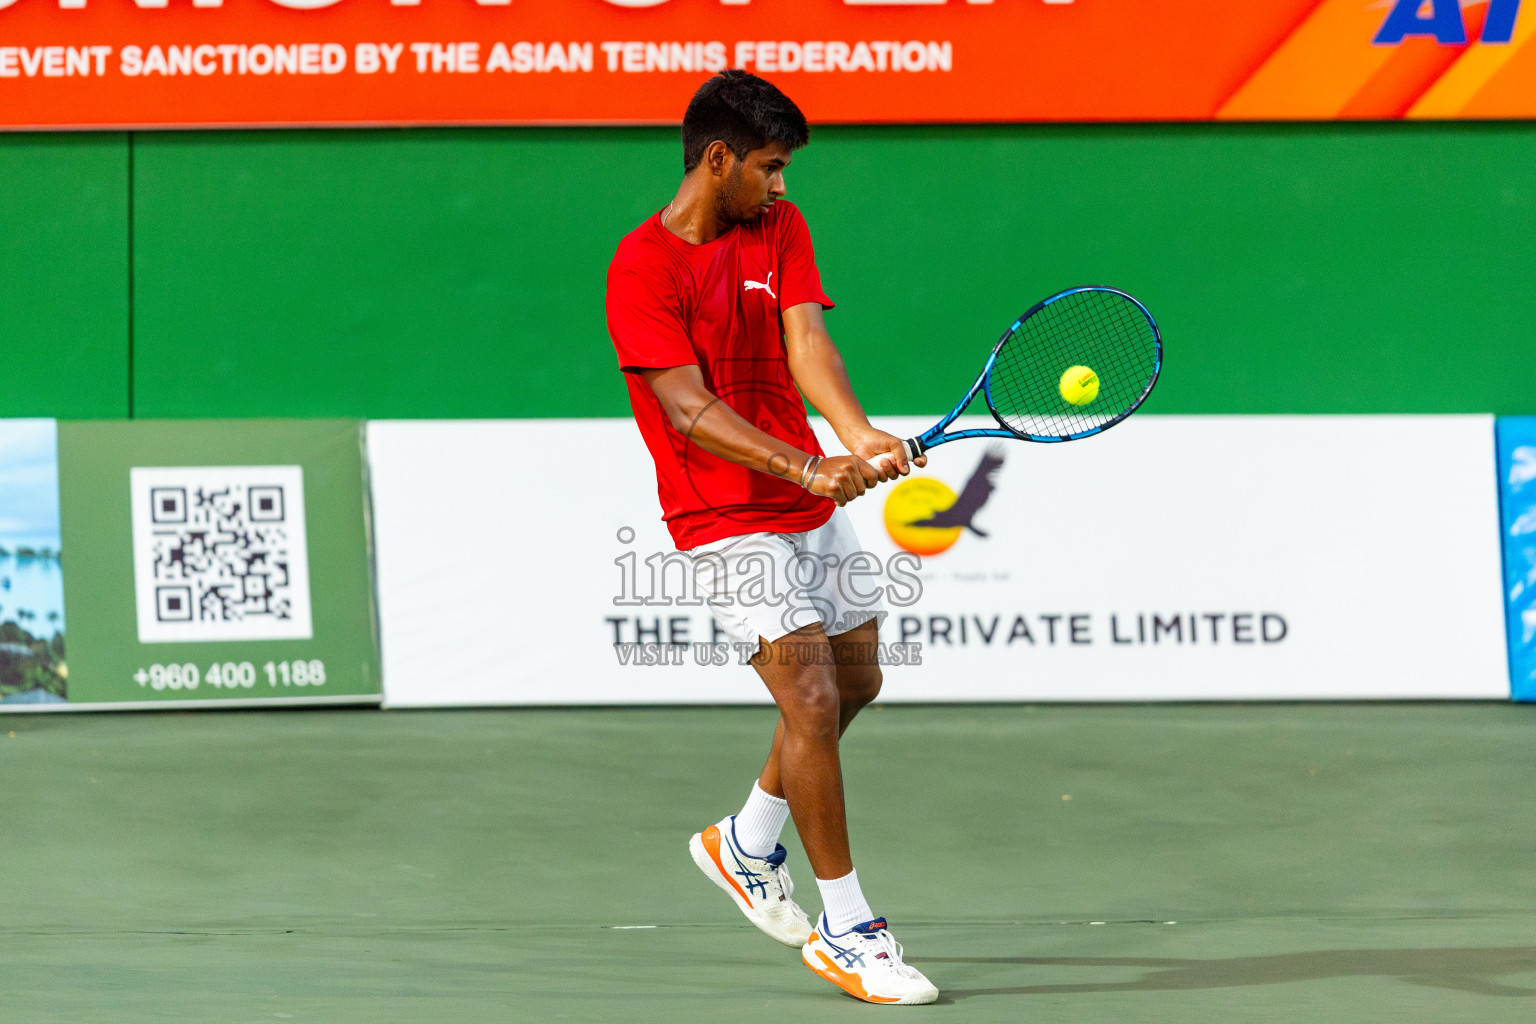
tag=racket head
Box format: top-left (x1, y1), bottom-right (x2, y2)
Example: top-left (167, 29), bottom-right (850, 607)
top-left (981, 286), bottom-right (1162, 443)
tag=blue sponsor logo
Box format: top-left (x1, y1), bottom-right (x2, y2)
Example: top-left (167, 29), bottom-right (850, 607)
top-left (1375, 0), bottom-right (1523, 45)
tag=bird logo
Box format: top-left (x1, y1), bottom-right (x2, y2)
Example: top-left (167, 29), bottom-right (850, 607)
top-left (882, 446), bottom-right (1005, 556)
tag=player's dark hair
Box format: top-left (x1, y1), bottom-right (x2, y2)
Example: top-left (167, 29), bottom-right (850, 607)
top-left (681, 70), bottom-right (810, 173)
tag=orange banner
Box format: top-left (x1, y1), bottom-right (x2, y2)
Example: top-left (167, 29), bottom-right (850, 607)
top-left (0, 0), bottom-right (1531, 130)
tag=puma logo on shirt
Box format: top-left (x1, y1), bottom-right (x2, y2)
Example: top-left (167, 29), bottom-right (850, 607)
top-left (744, 272), bottom-right (776, 299)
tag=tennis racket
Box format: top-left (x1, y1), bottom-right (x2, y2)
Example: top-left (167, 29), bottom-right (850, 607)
top-left (872, 286), bottom-right (1161, 467)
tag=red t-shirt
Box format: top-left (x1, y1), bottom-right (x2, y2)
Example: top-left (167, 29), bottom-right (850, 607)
top-left (607, 200), bottom-right (836, 550)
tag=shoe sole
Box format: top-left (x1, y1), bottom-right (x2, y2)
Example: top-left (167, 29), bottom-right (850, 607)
top-left (688, 830), bottom-right (810, 948)
top-left (802, 935), bottom-right (941, 1005)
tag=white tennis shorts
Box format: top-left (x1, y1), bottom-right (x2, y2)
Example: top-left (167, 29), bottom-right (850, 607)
top-left (685, 509), bottom-right (889, 645)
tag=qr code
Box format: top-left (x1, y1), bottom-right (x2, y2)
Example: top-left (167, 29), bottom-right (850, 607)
top-left (130, 466), bottom-right (313, 643)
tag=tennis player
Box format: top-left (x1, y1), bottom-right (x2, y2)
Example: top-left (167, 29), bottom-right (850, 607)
top-left (605, 71), bottom-right (938, 1005)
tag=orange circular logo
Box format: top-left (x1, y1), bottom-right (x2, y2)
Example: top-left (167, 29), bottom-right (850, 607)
top-left (883, 477), bottom-right (963, 556)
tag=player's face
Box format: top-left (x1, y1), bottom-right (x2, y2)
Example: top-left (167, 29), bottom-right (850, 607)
top-left (717, 141), bottom-right (792, 225)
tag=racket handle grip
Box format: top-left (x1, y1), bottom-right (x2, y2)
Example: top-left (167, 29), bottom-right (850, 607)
top-left (867, 438), bottom-right (920, 472)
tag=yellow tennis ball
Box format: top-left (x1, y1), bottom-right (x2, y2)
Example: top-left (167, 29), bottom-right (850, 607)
top-left (1059, 365), bottom-right (1099, 406)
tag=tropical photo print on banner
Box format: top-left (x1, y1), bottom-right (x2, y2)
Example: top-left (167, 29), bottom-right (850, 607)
top-left (1497, 417), bottom-right (1536, 702)
top-left (0, 420), bottom-right (66, 707)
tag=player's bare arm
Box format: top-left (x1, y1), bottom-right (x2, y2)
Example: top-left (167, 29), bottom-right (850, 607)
top-left (639, 365), bottom-right (879, 506)
top-left (782, 301), bottom-right (928, 481)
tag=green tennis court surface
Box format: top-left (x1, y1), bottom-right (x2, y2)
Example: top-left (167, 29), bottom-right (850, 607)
top-left (5, 704), bottom-right (1534, 1022)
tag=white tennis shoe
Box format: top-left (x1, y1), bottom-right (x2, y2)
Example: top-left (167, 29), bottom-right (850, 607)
top-left (688, 816), bottom-right (813, 947)
top-left (801, 913), bottom-right (940, 1005)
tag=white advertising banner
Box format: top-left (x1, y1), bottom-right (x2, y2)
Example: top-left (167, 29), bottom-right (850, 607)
top-left (368, 415), bottom-right (1508, 707)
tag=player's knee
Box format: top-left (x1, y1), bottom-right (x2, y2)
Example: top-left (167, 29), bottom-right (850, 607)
top-left (781, 674), bottom-right (842, 736)
top-left (840, 664), bottom-right (882, 712)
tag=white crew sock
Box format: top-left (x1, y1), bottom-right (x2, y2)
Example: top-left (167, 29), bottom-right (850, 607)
top-left (733, 782), bottom-right (790, 858)
top-left (817, 869), bottom-right (876, 936)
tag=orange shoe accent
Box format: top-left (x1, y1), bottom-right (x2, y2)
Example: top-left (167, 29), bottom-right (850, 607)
top-left (808, 949), bottom-right (903, 1004)
top-left (700, 826), bottom-right (751, 904)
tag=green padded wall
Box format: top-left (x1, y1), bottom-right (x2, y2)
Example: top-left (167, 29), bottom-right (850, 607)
top-left (131, 129), bottom-right (666, 420)
top-left (81, 123), bottom-right (1536, 418)
top-left (816, 123), bottom-right (1536, 417)
top-left (0, 134), bottom-right (129, 419)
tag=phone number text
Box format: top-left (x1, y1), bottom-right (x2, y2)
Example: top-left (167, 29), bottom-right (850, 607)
top-left (132, 660), bottom-right (327, 691)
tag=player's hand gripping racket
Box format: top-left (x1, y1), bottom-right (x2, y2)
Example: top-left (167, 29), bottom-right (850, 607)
top-left (872, 286), bottom-right (1161, 469)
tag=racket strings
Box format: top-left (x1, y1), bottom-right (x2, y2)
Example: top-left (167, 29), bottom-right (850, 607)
top-left (988, 289), bottom-right (1159, 440)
